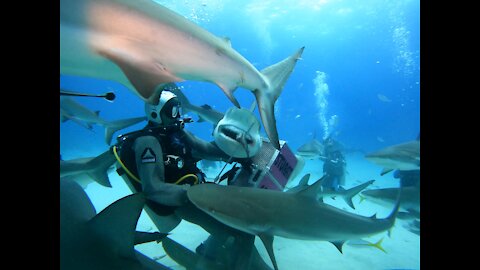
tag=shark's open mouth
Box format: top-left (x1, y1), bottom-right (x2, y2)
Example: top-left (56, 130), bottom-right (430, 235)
top-left (218, 125), bottom-right (255, 146)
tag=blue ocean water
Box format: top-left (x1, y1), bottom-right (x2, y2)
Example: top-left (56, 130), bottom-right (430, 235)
top-left (60, 0), bottom-right (420, 269)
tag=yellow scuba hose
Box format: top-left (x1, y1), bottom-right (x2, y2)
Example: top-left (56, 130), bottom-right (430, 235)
top-left (113, 145), bottom-right (142, 184)
top-left (113, 145), bottom-right (198, 185)
top-left (174, 174), bottom-right (198, 185)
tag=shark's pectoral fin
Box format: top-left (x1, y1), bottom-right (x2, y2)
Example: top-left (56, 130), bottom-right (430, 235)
top-left (330, 240), bottom-right (346, 253)
top-left (87, 192), bottom-right (146, 260)
top-left (258, 234), bottom-right (278, 270)
top-left (215, 81), bottom-right (240, 108)
top-left (380, 168), bottom-right (394, 176)
top-left (87, 171), bottom-right (112, 188)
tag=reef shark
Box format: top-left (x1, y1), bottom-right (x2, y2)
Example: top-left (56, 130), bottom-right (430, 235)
top-left (285, 174), bottom-right (375, 209)
top-left (60, 149), bottom-right (116, 188)
top-left (361, 186), bottom-right (420, 218)
top-left (213, 107), bottom-right (263, 158)
top-left (60, 96), bottom-right (146, 144)
top-left (365, 140), bottom-right (420, 175)
top-left (187, 177), bottom-right (401, 270)
top-left (295, 138), bottom-right (325, 160)
top-left (162, 236), bottom-right (272, 270)
top-left (168, 84), bottom-right (225, 126)
top-left (60, 179), bottom-right (170, 270)
top-left (169, 84), bottom-right (262, 158)
top-left (60, 0), bottom-right (304, 150)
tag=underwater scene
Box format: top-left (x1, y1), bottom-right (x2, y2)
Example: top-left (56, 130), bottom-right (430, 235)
top-left (60, 0), bottom-right (420, 269)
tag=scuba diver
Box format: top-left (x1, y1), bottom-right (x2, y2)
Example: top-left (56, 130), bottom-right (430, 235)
top-left (112, 84), bottom-right (259, 269)
top-left (113, 85), bottom-right (232, 214)
top-left (320, 136), bottom-right (347, 191)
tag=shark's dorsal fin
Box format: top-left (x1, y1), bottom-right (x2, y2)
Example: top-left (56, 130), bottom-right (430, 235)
top-left (298, 173), bottom-right (310, 186)
top-left (370, 213), bottom-right (377, 219)
top-left (222, 37), bottom-right (232, 47)
top-left (341, 180), bottom-right (375, 210)
top-left (200, 104), bottom-right (212, 110)
top-left (297, 175), bottom-right (326, 200)
top-left (87, 192), bottom-right (146, 259)
top-left (95, 110), bottom-right (100, 116)
top-left (258, 234), bottom-right (278, 270)
top-left (330, 240), bottom-right (345, 253)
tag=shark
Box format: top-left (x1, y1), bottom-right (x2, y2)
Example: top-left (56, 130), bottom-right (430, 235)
top-left (361, 186), bottom-right (420, 218)
top-left (168, 84), bottom-right (225, 126)
top-left (162, 236), bottom-right (272, 270)
top-left (60, 149), bottom-right (117, 188)
top-left (60, 179), bottom-right (170, 270)
top-left (213, 107), bottom-right (263, 158)
top-left (285, 174), bottom-right (375, 209)
top-left (60, 96), bottom-right (146, 144)
top-left (186, 177), bottom-right (401, 270)
top-left (365, 140), bottom-right (420, 175)
top-left (169, 84), bottom-right (262, 158)
top-left (295, 138), bottom-right (325, 160)
top-left (60, 0), bottom-right (304, 150)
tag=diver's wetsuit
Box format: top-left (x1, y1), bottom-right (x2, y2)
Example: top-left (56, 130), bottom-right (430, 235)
top-left (322, 150), bottom-right (346, 191)
top-left (115, 121), bottom-right (229, 215)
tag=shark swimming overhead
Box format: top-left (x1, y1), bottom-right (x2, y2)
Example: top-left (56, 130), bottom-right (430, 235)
top-left (365, 140), bottom-right (420, 175)
top-left (187, 178), bottom-right (401, 270)
top-left (60, 0), bottom-right (304, 149)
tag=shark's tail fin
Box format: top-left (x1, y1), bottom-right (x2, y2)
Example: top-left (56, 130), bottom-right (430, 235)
top-left (256, 46), bottom-right (305, 149)
top-left (340, 180), bottom-right (375, 209)
top-left (85, 149), bottom-right (117, 188)
top-left (104, 116), bottom-right (146, 145)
